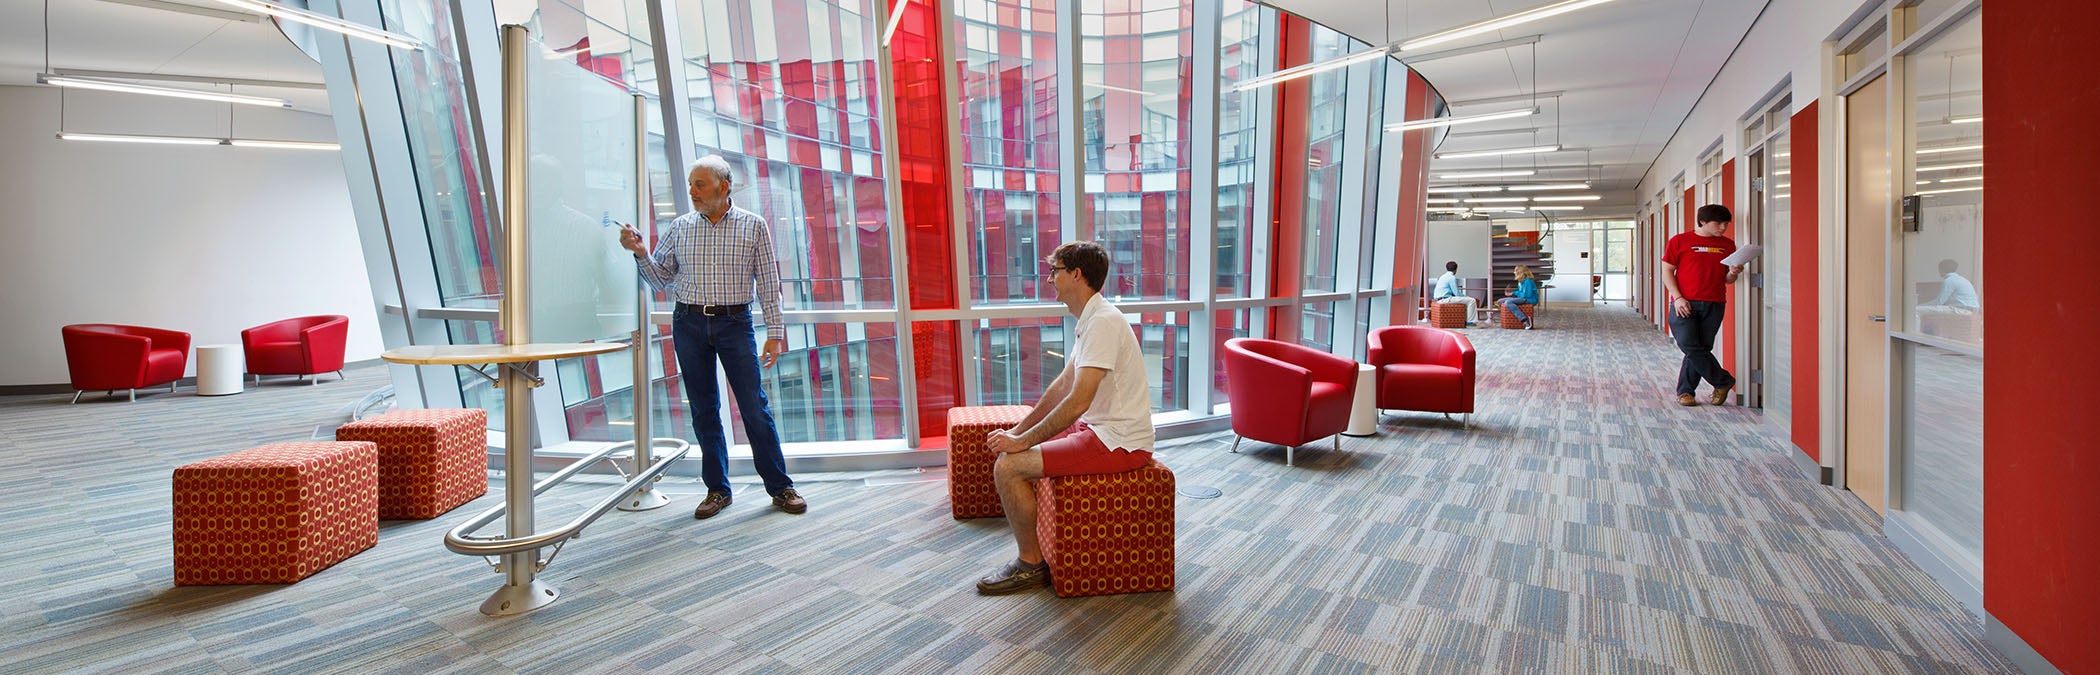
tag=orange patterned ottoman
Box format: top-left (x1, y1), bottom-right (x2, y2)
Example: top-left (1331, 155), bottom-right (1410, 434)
top-left (1034, 458), bottom-right (1176, 598)
top-left (334, 408), bottom-right (488, 520)
top-left (1499, 303), bottom-right (1535, 329)
top-left (1431, 302), bottom-right (1468, 328)
top-left (173, 442), bottom-right (378, 585)
top-left (948, 406), bottom-right (1081, 519)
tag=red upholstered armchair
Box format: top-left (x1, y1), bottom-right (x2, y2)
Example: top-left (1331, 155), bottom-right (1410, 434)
top-left (62, 324), bottom-right (191, 403)
top-left (243, 315), bottom-right (349, 385)
top-left (1367, 326), bottom-right (1476, 426)
top-left (1221, 338), bottom-right (1358, 466)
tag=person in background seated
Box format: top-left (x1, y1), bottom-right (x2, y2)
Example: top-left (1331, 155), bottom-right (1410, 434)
top-left (1433, 261), bottom-right (1478, 325)
top-left (974, 241), bottom-right (1157, 596)
top-left (1918, 259), bottom-right (1980, 312)
top-left (1498, 265), bottom-right (1540, 329)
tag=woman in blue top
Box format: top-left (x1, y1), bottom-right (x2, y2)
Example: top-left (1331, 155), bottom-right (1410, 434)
top-left (1498, 265), bottom-right (1540, 329)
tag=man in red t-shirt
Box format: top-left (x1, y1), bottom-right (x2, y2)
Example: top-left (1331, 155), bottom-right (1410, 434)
top-left (1661, 204), bottom-right (1745, 407)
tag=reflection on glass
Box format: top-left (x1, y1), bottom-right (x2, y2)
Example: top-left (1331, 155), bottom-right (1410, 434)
top-left (1903, 13), bottom-right (1982, 348)
top-left (957, 0), bottom-right (1063, 306)
top-left (677, 0), bottom-right (896, 312)
top-left (1299, 300), bottom-right (1337, 352)
top-left (1135, 312), bottom-right (1192, 411)
top-left (1299, 25), bottom-right (1354, 292)
top-left (1215, 1), bottom-right (1265, 299)
top-left (1210, 308), bottom-right (1250, 408)
top-left (977, 317), bottom-right (1069, 406)
top-left (722, 321), bottom-right (904, 445)
top-left (1082, 0), bottom-right (1192, 302)
top-left (1765, 128), bottom-right (1794, 429)
top-left (1901, 341), bottom-right (1982, 566)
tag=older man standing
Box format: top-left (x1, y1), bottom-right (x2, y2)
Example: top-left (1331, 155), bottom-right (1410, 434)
top-left (620, 155), bottom-right (805, 519)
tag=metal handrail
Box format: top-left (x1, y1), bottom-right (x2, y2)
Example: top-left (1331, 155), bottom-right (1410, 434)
top-left (444, 437), bottom-right (690, 557)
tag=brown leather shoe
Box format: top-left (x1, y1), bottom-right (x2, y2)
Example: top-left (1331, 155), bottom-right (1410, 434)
top-left (692, 492), bottom-right (731, 520)
top-left (1677, 393), bottom-right (1698, 407)
top-left (1709, 385), bottom-right (1733, 406)
top-left (975, 559), bottom-right (1051, 595)
top-left (772, 488), bottom-right (807, 514)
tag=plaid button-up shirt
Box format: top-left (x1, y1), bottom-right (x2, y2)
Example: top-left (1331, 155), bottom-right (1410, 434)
top-left (635, 203), bottom-right (785, 340)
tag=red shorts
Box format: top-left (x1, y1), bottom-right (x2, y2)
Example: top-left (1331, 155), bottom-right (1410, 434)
top-left (1039, 425), bottom-right (1151, 477)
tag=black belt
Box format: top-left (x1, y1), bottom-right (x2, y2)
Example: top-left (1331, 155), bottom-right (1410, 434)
top-left (677, 302), bottom-right (748, 316)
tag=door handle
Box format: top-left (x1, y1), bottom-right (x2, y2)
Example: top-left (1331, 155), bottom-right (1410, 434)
top-left (1868, 314), bottom-right (1887, 323)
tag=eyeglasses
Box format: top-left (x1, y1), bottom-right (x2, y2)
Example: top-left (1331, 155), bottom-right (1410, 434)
top-left (1045, 265), bottom-right (1071, 276)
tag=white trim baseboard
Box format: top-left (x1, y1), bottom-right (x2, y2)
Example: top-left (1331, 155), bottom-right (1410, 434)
top-left (1786, 444), bottom-right (1821, 482)
top-left (1883, 510), bottom-right (1981, 619)
top-left (1986, 612), bottom-right (2062, 675)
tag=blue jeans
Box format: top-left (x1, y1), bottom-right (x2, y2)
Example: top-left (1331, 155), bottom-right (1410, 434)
top-left (1667, 300), bottom-right (1735, 396)
top-left (672, 305), bottom-right (792, 497)
top-left (1497, 298), bottom-right (1531, 323)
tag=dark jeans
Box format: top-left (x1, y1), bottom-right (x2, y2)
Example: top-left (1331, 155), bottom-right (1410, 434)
top-left (1667, 300), bottom-right (1735, 396)
top-left (672, 305), bottom-right (792, 497)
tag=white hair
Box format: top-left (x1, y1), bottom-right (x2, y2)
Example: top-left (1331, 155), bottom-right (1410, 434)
top-left (689, 155), bottom-right (734, 186)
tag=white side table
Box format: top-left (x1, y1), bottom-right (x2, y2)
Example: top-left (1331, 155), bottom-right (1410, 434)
top-left (195, 345), bottom-right (244, 396)
top-left (1344, 363), bottom-right (1378, 436)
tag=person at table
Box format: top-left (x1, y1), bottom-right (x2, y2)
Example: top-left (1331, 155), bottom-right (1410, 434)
top-left (974, 241), bottom-right (1156, 596)
top-left (619, 155), bottom-right (805, 519)
top-left (1498, 265), bottom-right (1540, 329)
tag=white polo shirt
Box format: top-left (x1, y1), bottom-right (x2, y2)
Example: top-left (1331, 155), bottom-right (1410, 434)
top-left (1070, 293), bottom-right (1155, 453)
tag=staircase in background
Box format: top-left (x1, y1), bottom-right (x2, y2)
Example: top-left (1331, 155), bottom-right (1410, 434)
top-left (1491, 226), bottom-right (1555, 296)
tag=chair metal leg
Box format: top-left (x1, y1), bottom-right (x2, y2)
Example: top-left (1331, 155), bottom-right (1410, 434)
top-left (1230, 436), bottom-right (1241, 454)
top-left (311, 375), bottom-right (320, 386)
top-left (1286, 445), bottom-right (1294, 467)
top-left (70, 390), bottom-right (82, 404)
top-left (170, 381), bottom-right (178, 394)
top-left (1333, 434), bottom-right (1341, 453)
top-left (128, 389), bottom-right (136, 402)
top-left (336, 370), bottom-right (345, 382)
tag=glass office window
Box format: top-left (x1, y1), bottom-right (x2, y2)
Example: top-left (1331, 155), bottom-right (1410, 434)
top-left (1895, 9), bottom-right (1982, 573)
top-left (1081, 0), bottom-right (1193, 302)
top-left (1298, 26), bottom-right (1352, 293)
top-left (957, 0), bottom-right (1063, 306)
top-left (976, 317), bottom-right (1069, 406)
top-left (1903, 14), bottom-right (1983, 348)
top-left (1210, 308), bottom-right (1252, 408)
top-left (1214, 0), bottom-right (1266, 299)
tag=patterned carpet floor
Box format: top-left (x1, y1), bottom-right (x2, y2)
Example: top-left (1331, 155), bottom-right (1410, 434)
top-left (0, 306), bottom-right (2011, 673)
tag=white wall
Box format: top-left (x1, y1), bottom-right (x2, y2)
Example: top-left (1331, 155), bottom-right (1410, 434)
top-left (0, 85), bottom-right (381, 387)
top-left (1425, 219), bottom-right (1494, 292)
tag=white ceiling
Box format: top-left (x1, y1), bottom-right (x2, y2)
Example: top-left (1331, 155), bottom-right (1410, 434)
top-left (0, 0), bottom-right (330, 112)
top-left (1264, 0), bottom-right (1766, 219)
top-left (2, 0), bottom-right (1759, 219)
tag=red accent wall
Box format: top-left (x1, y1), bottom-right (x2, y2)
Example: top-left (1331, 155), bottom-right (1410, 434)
top-left (1985, 2), bottom-right (2100, 670)
top-left (1387, 70), bottom-right (1432, 324)
top-left (1788, 102), bottom-right (1820, 463)
top-left (1720, 159), bottom-right (1737, 369)
top-left (1267, 14), bottom-right (1310, 341)
top-left (887, 0), bottom-right (963, 440)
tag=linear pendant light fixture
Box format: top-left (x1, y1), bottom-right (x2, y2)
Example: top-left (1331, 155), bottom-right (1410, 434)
top-left (1438, 169), bottom-right (1535, 180)
top-left (1237, 0), bottom-right (1619, 93)
top-left (207, 0), bottom-right (422, 50)
top-left (1434, 144), bottom-right (1560, 160)
top-left (1504, 182), bottom-right (1589, 191)
top-left (38, 74), bottom-right (290, 107)
top-left (1400, 0), bottom-right (1621, 52)
top-left (1387, 107), bottom-right (1537, 133)
top-left (1232, 46), bottom-right (1391, 92)
top-left (59, 132), bottom-right (340, 150)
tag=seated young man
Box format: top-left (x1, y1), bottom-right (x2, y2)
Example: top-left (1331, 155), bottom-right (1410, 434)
top-left (1433, 260), bottom-right (1479, 325)
top-left (976, 240), bottom-right (1156, 596)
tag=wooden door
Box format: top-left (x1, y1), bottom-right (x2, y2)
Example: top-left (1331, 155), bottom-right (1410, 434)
top-left (1843, 74), bottom-right (1890, 514)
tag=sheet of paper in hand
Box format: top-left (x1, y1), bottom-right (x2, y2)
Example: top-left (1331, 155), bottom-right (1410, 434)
top-left (1720, 244), bottom-right (1763, 267)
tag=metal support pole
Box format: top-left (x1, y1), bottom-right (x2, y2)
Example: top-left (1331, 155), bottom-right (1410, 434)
top-left (484, 24), bottom-right (557, 616)
top-left (622, 92), bottom-right (669, 512)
